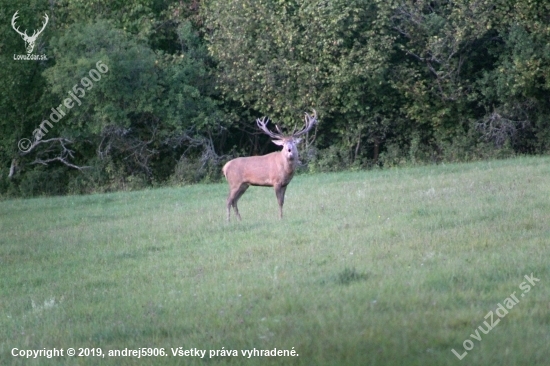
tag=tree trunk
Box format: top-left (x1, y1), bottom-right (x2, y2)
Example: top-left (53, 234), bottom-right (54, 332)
top-left (8, 159), bottom-right (17, 179)
top-left (373, 137), bottom-right (380, 163)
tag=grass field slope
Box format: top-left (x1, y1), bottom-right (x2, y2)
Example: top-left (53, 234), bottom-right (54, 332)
top-left (1, 156), bottom-right (549, 365)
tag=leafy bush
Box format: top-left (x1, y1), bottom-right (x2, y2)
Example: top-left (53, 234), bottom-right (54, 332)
top-left (18, 166), bottom-right (68, 197)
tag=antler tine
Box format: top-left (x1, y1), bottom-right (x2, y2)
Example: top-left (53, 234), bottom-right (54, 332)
top-left (30, 13), bottom-right (48, 39)
top-left (293, 109), bottom-right (318, 137)
top-left (39, 13), bottom-right (49, 33)
top-left (11, 11), bottom-right (27, 37)
top-left (256, 116), bottom-right (283, 139)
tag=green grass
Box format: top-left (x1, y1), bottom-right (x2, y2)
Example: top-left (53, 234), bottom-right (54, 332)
top-left (1, 156), bottom-right (549, 365)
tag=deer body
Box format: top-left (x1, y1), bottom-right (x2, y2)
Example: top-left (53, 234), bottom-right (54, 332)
top-left (224, 152), bottom-right (296, 187)
top-left (223, 111), bottom-right (317, 221)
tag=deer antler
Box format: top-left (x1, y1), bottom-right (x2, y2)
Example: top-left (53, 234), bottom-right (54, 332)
top-left (257, 110), bottom-right (317, 139)
top-left (293, 109), bottom-right (318, 137)
top-left (11, 11), bottom-right (27, 38)
top-left (256, 116), bottom-right (284, 140)
top-left (29, 13), bottom-right (49, 40)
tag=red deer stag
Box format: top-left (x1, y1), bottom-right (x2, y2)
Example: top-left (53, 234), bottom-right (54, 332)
top-left (223, 110), bottom-right (317, 221)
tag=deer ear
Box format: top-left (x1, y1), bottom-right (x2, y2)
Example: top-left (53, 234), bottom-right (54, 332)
top-left (293, 137), bottom-right (302, 144)
top-left (272, 139), bottom-right (285, 146)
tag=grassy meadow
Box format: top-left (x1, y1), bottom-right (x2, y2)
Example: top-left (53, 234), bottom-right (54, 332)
top-left (1, 156), bottom-right (549, 365)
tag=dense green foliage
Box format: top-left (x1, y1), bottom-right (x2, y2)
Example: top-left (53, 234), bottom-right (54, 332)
top-left (1, 156), bottom-right (549, 365)
top-left (1, 0), bottom-right (549, 196)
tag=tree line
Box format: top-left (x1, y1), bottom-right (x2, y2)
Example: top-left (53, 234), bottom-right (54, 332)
top-left (1, 0), bottom-right (549, 197)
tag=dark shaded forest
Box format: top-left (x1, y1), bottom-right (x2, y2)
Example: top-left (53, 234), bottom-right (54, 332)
top-left (1, 0), bottom-right (549, 197)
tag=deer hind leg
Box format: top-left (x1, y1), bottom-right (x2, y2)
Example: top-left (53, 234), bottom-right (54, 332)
top-left (275, 185), bottom-right (287, 219)
top-left (227, 183), bottom-right (249, 221)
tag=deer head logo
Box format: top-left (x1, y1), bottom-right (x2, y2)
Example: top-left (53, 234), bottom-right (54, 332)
top-left (11, 11), bottom-right (49, 54)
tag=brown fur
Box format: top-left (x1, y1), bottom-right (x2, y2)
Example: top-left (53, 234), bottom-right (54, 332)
top-left (223, 138), bottom-right (299, 220)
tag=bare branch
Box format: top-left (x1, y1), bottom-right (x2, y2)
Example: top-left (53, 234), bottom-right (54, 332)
top-left (18, 137), bottom-right (90, 171)
top-left (475, 108), bottom-right (530, 147)
top-left (20, 137), bottom-right (75, 156)
top-left (31, 156), bottom-right (88, 170)
top-left (165, 130), bottom-right (230, 169)
top-left (96, 120), bottom-right (160, 177)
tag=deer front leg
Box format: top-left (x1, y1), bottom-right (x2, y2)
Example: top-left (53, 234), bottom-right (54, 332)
top-left (275, 185), bottom-right (287, 219)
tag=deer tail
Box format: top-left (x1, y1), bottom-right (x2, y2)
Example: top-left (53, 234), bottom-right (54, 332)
top-left (222, 162), bottom-right (229, 179)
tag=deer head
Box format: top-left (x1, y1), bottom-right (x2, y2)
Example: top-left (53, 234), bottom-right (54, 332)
top-left (12, 11), bottom-right (49, 54)
top-left (256, 109), bottom-right (317, 164)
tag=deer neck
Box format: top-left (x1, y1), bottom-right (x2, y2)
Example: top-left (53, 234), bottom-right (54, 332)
top-left (281, 153), bottom-right (298, 174)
